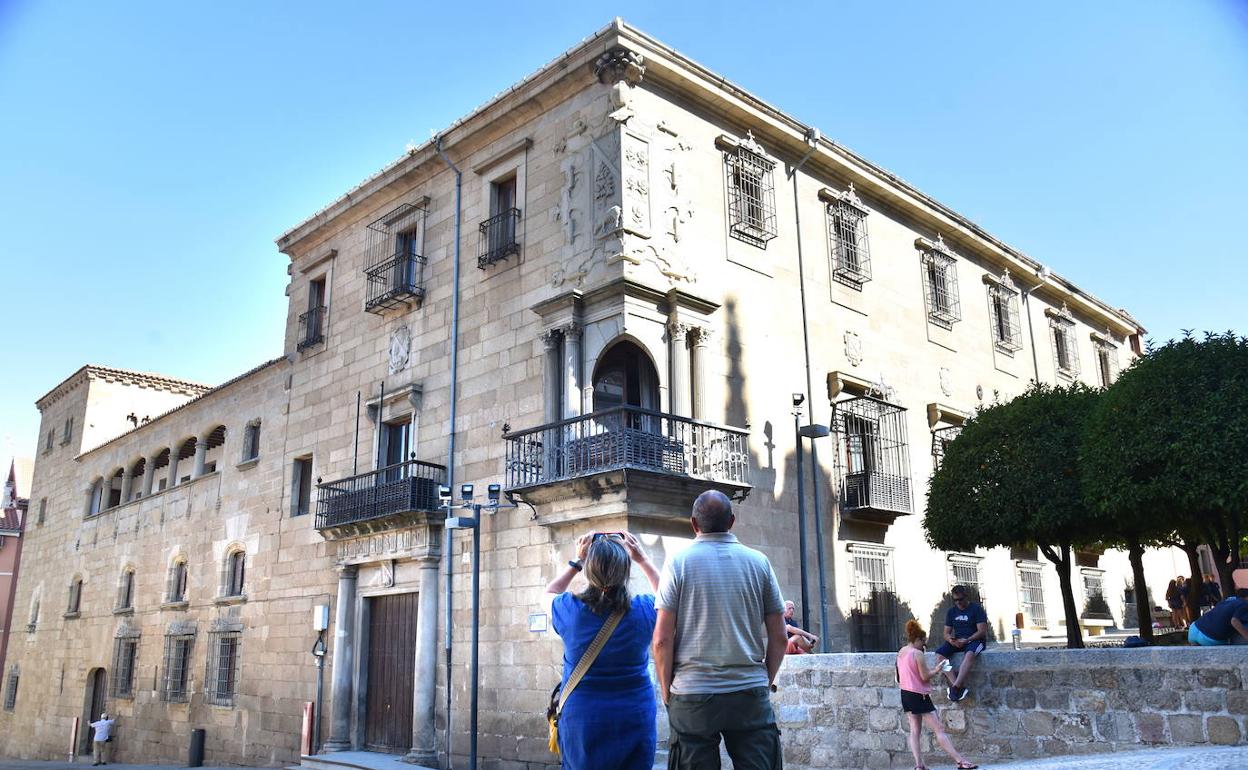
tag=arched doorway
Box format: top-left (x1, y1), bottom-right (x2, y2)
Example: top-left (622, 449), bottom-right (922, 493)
top-left (80, 667), bottom-right (107, 755)
top-left (592, 341), bottom-right (660, 416)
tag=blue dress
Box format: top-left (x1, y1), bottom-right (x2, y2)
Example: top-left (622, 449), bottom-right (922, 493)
top-left (551, 592), bottom-right (658, 770)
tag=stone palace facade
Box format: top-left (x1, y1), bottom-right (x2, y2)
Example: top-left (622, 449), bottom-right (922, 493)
top-left (0, 19), bottom-right (1183, 769)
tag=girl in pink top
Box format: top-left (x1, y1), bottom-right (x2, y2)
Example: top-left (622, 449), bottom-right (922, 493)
top-left (897, 620), bottom-right (976, 770)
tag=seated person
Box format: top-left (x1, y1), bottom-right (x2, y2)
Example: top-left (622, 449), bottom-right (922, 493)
top-left (1189, 589), bottom-right (1248, 646)
top-left (783, 600), bottom-right (819, 650)
top-left (933, 585), bottom-right (988, 703)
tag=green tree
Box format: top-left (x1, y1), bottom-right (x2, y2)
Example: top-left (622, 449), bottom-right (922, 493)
top-left (1084, 333), bottom-right (1248, 608)
top-left (926, 383), bottom-right (1103, 649)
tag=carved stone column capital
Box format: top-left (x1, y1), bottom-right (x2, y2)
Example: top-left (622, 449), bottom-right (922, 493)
top-left (560, 321), bottom-right (582, 341)
top-left (593, 45), bottom-right (645, 86)
top-left (667, 320), bottom-right (691, 343)
top-left (335, 564), bottom-right (359, 579)
top-left (540, 328), bottom-right (562, 350)
top-left (690, 326), bottom-right (714, 348)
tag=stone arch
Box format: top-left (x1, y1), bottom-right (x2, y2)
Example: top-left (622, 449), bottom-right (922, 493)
top-left (115, 564), bottom-right (136, 611)
top-left (165, 551), bottom-right (189, 603)
top-left (220, 542), bottom-right (246, 598)
top-left (590, 337), bottom-right (663, 413)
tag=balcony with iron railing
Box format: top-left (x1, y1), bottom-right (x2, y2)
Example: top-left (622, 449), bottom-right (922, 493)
top-left (478, 207), bottom-right (520, 269)
top-left (315, 457), bottom-right (446, 537)
top-left (364, 254), bottom-right (427, 314)
top-left (503, 406), bottom-right (750, 518)
top-left (297, 305), bottom-right (326, 351)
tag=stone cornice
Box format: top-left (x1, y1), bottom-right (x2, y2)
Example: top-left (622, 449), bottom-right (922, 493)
top-left (36, 365), bottom-right (212, 412)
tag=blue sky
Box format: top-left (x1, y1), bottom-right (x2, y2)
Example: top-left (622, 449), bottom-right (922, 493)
top-left (2, 1), bottom-right (1245, 463)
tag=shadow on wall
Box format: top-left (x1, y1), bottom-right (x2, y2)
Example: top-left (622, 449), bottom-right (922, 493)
top-left (723, 298), bottom-right (852, 648)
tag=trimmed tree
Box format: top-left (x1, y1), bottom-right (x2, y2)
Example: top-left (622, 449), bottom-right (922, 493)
top-left (926, 383), bottom-right (1103, 649)
top-left (1084, 332), bottom-right (1248, 604)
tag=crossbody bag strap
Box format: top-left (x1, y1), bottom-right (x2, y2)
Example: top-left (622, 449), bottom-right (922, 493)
top-left (556, 608), bottom-right (625, 715)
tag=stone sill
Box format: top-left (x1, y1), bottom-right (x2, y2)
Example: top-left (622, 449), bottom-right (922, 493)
top-left (235, 457), bottom-right (260, 471)
top-left (112, 607), bottom-right (134, 616)
top-left (214, 594), bottom-right (247, 606)
top-left (161, 600), bottom-right (189, 611)
top-left (63, 612), bottom-right (80, 620)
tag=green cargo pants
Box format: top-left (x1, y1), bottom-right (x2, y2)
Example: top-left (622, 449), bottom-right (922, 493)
top-left (666, 686), bottom-right (783, 770)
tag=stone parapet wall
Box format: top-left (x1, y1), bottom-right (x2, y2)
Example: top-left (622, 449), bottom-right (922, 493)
top-left (772, 647), bottom-right (1248, 770)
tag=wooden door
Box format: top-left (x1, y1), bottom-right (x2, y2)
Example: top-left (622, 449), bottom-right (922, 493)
top-left (365, 592), bottom-right (418, 753)
top-left (80, 668), bottom-right (107, 754)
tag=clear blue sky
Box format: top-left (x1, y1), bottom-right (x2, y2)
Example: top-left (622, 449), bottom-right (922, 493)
top-left (2, 1), bottom-right (1245, 462)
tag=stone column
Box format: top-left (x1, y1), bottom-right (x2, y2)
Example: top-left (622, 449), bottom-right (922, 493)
top-left (541, 329), bottom-right (562, 425)
top-left (141, 456), bottom-right (156, 497)
top-left (562, 323), bottom-right (582, 419)
top-left (406, 557), bottom-right (441, 765)
top-left (192, 437), bottom-right (209, 478)
top-left (84, 484), bottom-right (96, 517)
top-left (167, 449), bottom-right (181, 490)
top-left (324, 565), bottom-right (359, 752)
top-left (668, 321), bottom-right (691, 418)
top-left (119, 469), bottom-right (134, 504)
top-left (691, 327), bottom-right (712, 421)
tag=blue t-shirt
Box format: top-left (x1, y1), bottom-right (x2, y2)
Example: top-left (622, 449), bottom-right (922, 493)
top-left (945, 602), bottom-right (988, 640)
top-left (1194, 597), bottom-right (1248, 642)
top-left (551, 592), bottom-right (657, 695)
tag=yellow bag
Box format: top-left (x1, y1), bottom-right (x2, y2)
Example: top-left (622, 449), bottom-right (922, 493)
top-left (546, 609), bottom-right (624, 758)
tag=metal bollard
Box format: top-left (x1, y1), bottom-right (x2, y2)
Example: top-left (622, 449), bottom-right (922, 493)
top-left (188, 728), bottom-right (206, 768)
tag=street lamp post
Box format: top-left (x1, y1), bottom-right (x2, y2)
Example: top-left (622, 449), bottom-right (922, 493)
top-left (792, 394), bottom-right (812, 632)
top-left (798, 421), bottom-right (832, 653)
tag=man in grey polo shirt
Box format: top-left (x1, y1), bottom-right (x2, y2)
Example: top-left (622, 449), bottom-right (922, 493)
top-left (653, 490), bottom-right (788, 769)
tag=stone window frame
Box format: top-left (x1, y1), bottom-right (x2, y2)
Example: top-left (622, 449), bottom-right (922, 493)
top-left (3, 666), bottom-right (17, 711)
top-left (291, 455), bottom-right (314, 518)
top-left (947, 553), bottom-right (986, 604)
top-left (820, 184), bottom-right (872, 288)
top-left (60, 416), bottom-right (73, 446)
top-left (44, 429), bottom-right (53, 455)
top-left (240, 419), bottom-right (262, 464)
top-left (717, 132), bottom-right (778, 249)
top-left (920, 236), bottom-right (962, 328)
top-left (1091, 332), bottom-right (1119, 388)
top-left (473, 138), bottom-right (530, 273)
top-left (1046, 304), bottom-right (1081, 381)
top-left (26, 592), bottom-right (39, 633)
top-left (160, 628), bottom-right (195, 703)
top-left (165, 556), bottom-right (189, 606)
top-left (36, 497), bottom-right (46, 526)
top-left (114, 566), bottom-right (136, 614)
top-left (205, 625), bottom-right (243, 707)
top-left (1015, 561), bottom-right (1048, 629)
top-left (984, 270), bottom-right (1023, 355)
top-left (110, 629), bottom-right (140, 699)
top-left (65, 575), bottom-right (83, 618)
top-left (219, 546), bottom-right (246, 602)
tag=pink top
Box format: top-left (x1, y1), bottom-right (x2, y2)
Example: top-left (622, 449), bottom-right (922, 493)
top-left (896, 645), bottom-right (930, 694)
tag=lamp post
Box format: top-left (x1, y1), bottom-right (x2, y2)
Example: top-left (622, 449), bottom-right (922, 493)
top-left (440, 482), bottom-right (516, 770)
top-left (798, 420), bottom-right (832, 653)
top-left (792, 394), bottom-right (812, 632)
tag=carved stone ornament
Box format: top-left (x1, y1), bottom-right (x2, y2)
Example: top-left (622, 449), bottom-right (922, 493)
top-left (388, 324), bottom-right (411, 375)
top-left (740, 130), bottom-right (768, 157)
top-left (593, 46), bottom-right (645, 86)
top-left (844, 331), bottom-right (864, 367)
top-left (939, 368), bottom-right (953, 398)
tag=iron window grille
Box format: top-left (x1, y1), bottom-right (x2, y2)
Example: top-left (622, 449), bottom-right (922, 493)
top-left (478, 207), bottom-right (521, 269)
top-left (1094, 338), bottom-right (1118, 387)
top-left (205, 631), bottom-right (241, 707)
top-left (826, 185), bottom-right (871, 286)
top-left (3, 667), bottom-right (17, 710)
top-left (987, 272), bottom-right (1023, 353)
top-left (921, 240), bottom-right (961, 327)
top-left (948, 554), bottom-right (985, 604)
top-left (724, 135), bottom-right (778, 248)
top-left (833, 396), bottom-right (913, 517)
top-left (166, 561), bottom-right (188, 603)
top-left (223, 551), bottom-right (245, 598)
top-left (161, 633), bottom-right (194, 702)
top-left (931, 425), bottom-right (962, 468)
top-left (1017, 564), bottom-right (1048, 628)
top-left (297, 305), bottom-right (326, 351)
top-left (116, 570), bottom-right (134, 611)
top-left (363, 203), bottom-right (426, 314)
top-left (848, 544), bottom-right (900, 652)
top-left (1049, 308), bottom-right (1080, 379)
top-left (110, 636), bottom-right (139, 698)
top-left (1081, 569), bottom-right (1112, 620)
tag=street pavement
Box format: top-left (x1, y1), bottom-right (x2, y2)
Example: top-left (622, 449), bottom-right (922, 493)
top-left (974, 745), bottom-right (1248, 770)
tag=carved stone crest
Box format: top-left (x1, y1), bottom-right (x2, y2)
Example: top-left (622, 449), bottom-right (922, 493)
top-left (389, 324), bottom-right (411, 375)
top-left (939, 368), bottom-right (953, 397)
top-left (844, 331), bottom-right (863, 367)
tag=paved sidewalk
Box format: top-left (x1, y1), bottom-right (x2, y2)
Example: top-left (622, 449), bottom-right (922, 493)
top-left (983, 745), bottom-right (1248, 770)
top-left (0, 762), bottom-right (254, 770)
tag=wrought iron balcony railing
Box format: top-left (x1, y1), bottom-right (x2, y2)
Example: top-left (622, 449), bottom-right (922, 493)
top-left (297, 305), bottom-right (326, 351)
top-left (364, 253), bottom-right (427, 314)
top-left (503, 406), bottom-right (750, 490)
top-left (315, 458), bottom-right (446, 530)
top-left (478, 207), bottom-right (521, 269)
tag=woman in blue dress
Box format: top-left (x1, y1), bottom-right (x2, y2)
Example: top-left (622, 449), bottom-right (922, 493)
top-left (544, 532), bottom-right (661, 770)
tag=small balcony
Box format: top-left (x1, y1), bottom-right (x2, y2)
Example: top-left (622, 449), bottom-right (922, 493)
top-left (503, 407), bottom-right (750, 523)
top-left (478, 207), bottom-right (521, 269)
top-left (364, 254), bottom-right (426, 314)
top-left (315, 458), bottom-right (447, 537)
top-left (297, 305), bottom-right (326, 351)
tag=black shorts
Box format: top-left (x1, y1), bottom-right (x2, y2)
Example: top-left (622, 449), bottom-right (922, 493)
top-left (900, 689), bottom-right (935, 714)
top-left (934, 639), bottom-right (985, 658)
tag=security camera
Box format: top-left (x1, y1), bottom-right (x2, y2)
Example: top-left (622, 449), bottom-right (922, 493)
top-left (792, 393), bottom-right (805, 407)
top-left (438, 485), bottom-right (452, 504)
top-left (460, 483), bottom-right (474, 502)
top-left (487, 484), bottom-right (501, 504)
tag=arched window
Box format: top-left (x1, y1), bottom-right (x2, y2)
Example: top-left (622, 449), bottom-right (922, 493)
top-left (223, 550), bottom-right (245, 598)
top-left (592, 341), bottom-right (660, 414)
top-left (167, 559), bottom-right (188, 604)
top-left (116, 568), bottom-right (135, 611)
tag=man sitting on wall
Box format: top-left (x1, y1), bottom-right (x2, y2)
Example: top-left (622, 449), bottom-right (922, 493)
top-left (1189, 588), bottom-right (1248, 646)
top-left (934, 585), bottom-right (988, 702)
top-left (783, 600), bottom-right (819, 654)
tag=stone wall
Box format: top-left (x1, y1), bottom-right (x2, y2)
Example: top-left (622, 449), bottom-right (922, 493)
top-left (772, 647), bottom-right (1248, 770)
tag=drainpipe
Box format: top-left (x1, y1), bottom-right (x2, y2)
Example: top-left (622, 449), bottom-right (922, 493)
top-left (434, 134), bottom-right (463, 768)
top-left (1023, 267), bottom-right (1047, 383)
top-left (788, 127), bottom-right (831, 651)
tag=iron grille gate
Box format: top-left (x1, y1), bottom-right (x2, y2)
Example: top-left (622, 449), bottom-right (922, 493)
top-left (834, 396), bottom-right (913, 516)
top-left (848, 544), bottom-right (899, 652)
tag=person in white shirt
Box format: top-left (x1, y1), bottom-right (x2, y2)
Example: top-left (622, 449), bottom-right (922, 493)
top-left (90, 712), bottom-right (115, 766)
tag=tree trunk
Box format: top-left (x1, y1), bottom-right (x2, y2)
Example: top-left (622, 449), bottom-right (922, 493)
top-left (1182, 542), bottom-right (1204, 623)
top-left (1041, 542), bottom-right (1084, 649)
top-left (1127, 537), bottom-right (1153, 642)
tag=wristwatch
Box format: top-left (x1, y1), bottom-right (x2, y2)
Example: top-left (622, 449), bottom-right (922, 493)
top-left (568, 560), bottom-right (583, 571)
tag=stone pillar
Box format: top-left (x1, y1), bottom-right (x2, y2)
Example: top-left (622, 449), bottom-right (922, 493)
top-left (562, 323), bottom-right (582, 419)
top-left (192, 437), bottom-right (209, 478)
top-left (406, 557), bottom-right (441, 765)
top-left (668, 321), bottom-right (691, 418)
top-left (84, 484), bottom-right (96, 517)
top-left (141, 455), bottom-right (157, 497)
top-left (324, 565), bottom-right (359, 752)
top-left (167, 449), bottom-right (181, 489)
top-left (119, 469), bottom-right (134, 504)
top-left (691, 327), bottom-right (712, 421)
top-left (542, 329), bottom-right (562, 425)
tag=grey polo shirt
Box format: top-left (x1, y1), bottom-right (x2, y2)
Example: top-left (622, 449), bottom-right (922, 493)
top-left (657, 532), bottom-right (785, 694)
